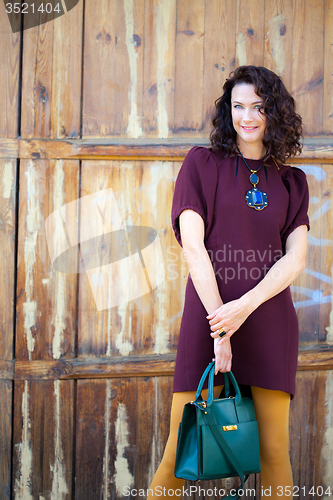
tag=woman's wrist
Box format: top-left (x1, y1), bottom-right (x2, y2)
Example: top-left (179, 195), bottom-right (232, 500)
top-left (243, 288), bottom-right (262, 315)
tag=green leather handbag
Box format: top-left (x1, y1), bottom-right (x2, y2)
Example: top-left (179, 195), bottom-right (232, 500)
top-left (174, 361), bottom-right (260, 499)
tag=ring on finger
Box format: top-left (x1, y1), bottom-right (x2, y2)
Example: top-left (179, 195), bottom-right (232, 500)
top-left (218, 327), bottom-right (227, 338)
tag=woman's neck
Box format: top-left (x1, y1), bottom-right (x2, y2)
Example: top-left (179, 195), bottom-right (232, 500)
top-left (237, 141), bottom-right (266, 160)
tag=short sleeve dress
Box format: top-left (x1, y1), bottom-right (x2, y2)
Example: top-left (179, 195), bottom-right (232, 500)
top-left (171, 146), bottom-right (310, 398)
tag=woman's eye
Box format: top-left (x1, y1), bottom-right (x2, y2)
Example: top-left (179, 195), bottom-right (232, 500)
top-left (233, 104), bottom-right (242, 109)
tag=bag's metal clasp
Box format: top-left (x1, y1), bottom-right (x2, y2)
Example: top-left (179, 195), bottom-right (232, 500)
top-left (222, 425), bottom-right (238, 431)
top-left (192, 401), bottom-right (207, 408)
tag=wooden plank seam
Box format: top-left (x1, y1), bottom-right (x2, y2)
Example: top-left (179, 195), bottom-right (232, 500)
top-left (1, 346), bottom-right (333, 380)
top-left (0, 138), bottom-right (333, 160)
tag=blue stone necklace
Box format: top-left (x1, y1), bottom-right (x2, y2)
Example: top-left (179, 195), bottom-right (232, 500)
top-left (238, 149), bottom-right (268, 211)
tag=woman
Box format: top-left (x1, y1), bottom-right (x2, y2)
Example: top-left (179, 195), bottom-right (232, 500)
top-left (148, 66), bottom-right (310, 500)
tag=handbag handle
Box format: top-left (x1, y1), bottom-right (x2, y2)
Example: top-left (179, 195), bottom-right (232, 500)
top-left (195, 361), bottom-right (242, 408)
top-left (195, 361), bottom-right (214, 400)
top-left (207, 367), bottom-right (242, 408)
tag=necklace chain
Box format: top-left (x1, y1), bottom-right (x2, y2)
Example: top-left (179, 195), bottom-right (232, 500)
top-left (237, 148), bottom-right (268, 211)
top-left (237, 148), bottom-right (264, 174)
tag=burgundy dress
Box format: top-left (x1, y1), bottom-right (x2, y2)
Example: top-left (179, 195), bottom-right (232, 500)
top-left (171, 146), bottom-right (310, 398)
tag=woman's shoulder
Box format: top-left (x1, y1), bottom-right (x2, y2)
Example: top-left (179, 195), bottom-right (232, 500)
top-left (184, 146), bottom-right (232, 168)
top-left (177, 147), bottom-right (218, 186)
top-left (277, 161), bottom-right (307, 182)
top-left (184, 145), bottom-right (212, 162)
top-left (275, 160), bottom-right (308, 196)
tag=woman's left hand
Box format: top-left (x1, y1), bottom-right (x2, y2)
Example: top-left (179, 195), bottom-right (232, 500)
top-left (207, 294), bottom-right (254, 343)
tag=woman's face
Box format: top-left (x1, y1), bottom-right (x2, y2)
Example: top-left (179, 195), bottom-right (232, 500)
top-left (231, 83), bottom-right (267, 151)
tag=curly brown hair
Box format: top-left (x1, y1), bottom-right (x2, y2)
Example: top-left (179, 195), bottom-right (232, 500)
top-left (210, 66), bottom-right (303, 163)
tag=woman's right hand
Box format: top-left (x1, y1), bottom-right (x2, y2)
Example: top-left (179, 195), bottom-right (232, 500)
top-left (213, 336), bottom-right (232, 374)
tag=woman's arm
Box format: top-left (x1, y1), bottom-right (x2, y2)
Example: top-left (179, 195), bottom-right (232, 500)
top-left (208, 224), bottom-right (308, 342)
top-left (179, 209), bottom-right (222, 314)
top-left (179, 209), bottom-right (232, 372)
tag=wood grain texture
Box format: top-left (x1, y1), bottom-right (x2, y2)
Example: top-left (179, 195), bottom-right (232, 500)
top-left (318, 164), bottom-right (333, 343)
top-left (168, 161), bottom-right (188, 350)
top-left (75, 378), bottom-right (137, 500)
top-left (292, 163), bottom-right (321, 344)
top-left (1, 138), bottom-right (333, 160)
top-left (297, 345), bottom-right (333, 371)
top-left (16, 159), bottom-right (79, 361)
top-left (11, 345), bottom-right (333, 380)
top-left (143, 0), bottom-right (176, 138)
top-left (20, 19), bottom-right (54, 138)
top-left (323, 0), bottom-right (333, 134)
top-left (202, 0), bottom-right (236, 135)
top-left (264, 0), bottom-right (294, 89)
top-left (82, 0), bottom-right (128, 137)
top-left (0, 2), bottom-right (21, 138)
top-left (291, 0), bottom-right (325, 136)
top-left (235, 0), bottom-right (265, 67)
top-left (14, 354), bottom-right (177, 380)
top-left (0, 361), bottom-right (14, 380)
top-left (315, 371), bottom-right (333, 492)
top-left (82, 0), bottom-right (144, 138)
top-left (12, 380), bottom-right (74, 500)
top-left (20, 4), bottom-right (83, 139)
top-left (50, 1), bottom-right (83, 138)
top-left (290, 371), bottom-right (318, 492)
top-left (134, 376), bottom-right (173, 491)
top-left (0, 159), bottom-right (16, 362)
top-left (174, 0), bottom-right (205, 137)
top-left (0, 139), bottom-right (19, 159)
top-left (0, 381), bottom-right (12, 500)
top-left (75, 376), bottom-right (174, 500)
top-left (75, 379), bottom-right (109, 500)
top-left (77, 159), bottom-right (184, 357)
top-left (3, 0), bottom-right (331, 143)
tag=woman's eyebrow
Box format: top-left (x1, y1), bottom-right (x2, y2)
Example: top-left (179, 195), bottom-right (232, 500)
top-left (232, 100), bottom-right (263, 104)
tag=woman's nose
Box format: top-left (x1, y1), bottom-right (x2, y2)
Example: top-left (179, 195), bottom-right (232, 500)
top-left (243, 108), bottom-right (253, 122)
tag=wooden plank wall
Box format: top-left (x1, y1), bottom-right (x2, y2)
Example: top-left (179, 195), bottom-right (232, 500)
top-left (0, 0), bottom-right (333, 499)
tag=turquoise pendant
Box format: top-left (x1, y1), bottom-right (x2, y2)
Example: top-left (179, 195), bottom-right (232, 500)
top-left (245, 188), bottom-right (268, 211)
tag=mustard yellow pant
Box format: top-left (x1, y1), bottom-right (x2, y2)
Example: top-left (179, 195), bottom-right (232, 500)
top-left (148, 385), bottom-right (292, 500)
